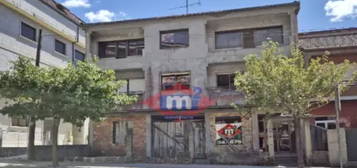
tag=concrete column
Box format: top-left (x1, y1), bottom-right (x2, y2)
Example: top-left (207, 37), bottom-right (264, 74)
top-left (304, 119), bottom-right (312, 164)
top-left (85, 30), bottom-right (92, 61)
top-left (145, 113), bottom-right (152, 158)
top-left (88, 120), bottom-right (94, 149)
top-left (327, 128), bottom-right (348, 166)
top-left (267, 119), bottom-right (274, 159)
top-left (72, 118), bottom-right (89, 144)
top-left (204, 112), bottom-right (214, 155)
top-left (289, 11), bottom-right (298, 45)
top-left (251, 112), bottom-right (260, 152)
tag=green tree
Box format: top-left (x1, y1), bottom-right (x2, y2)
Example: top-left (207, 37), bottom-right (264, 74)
top-left (0, 57), bottom-right (136, 167)
top-left (234, 42), bottom-right (356, 168)
top-left (0, 57), bottom-right (44, 160)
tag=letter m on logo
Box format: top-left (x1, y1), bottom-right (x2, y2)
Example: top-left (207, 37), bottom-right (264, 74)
top-left (160, 95), bottom-right (192, 110)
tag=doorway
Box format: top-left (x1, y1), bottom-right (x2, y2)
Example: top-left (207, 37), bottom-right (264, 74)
top-left (151, 116), bottom-right (206, 161)
top-left (272, 117), bottom-right (296, 154)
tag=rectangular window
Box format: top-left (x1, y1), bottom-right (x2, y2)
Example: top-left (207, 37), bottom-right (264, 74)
top-left (254, 27), bottom-right (283, 47)
top-left (315, 117), bottom-right (336, 129)
top-left (11, 117), bottom-right (29, 127)
top-left (243, 30), bottom-right (255, 48)
top-left (128, 40), bottom-right (144, 56)
top-left (113, 121), bottom-right (132, 145)
top-left (217, 74), bottom-right (236, 90)
top-left (21, 22), bottom-right (36, 41)
top-left (215, 31), bottom-right (242, 49)
top-left (161, 72), bottom-right (190, 90)
top-left (160, 29), bottom-right (189, 49)
top-left (119, 79), bottom-right (145, 95)
top-left (215, 26), bottom-right (283, 49)
top-left (55, 39), bottom-right (66, 55)
top-left (98, 39), bottom-right (144, 58)
top-left (75, 50), bottom-right (85, 62)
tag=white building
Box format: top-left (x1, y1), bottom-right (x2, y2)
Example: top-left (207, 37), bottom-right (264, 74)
top-left (0, 0), bottom-right (88, 147)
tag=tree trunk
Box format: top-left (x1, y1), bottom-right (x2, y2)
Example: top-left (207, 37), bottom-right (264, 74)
top-left (51, 118), bottom-right (60, 168)
top-left (294, 117), bottom-right (304, 168)
top-left (27, 117), bottom-right (36, 160)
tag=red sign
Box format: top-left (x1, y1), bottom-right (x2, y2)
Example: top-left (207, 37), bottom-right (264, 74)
top-left (217, 124), bottom-right (241, 139)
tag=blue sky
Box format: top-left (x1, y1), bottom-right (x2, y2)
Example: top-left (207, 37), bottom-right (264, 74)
top-left (59, 0), bottom-right (357, 32)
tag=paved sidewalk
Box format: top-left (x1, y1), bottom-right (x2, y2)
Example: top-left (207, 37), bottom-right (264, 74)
top-left (0, 160), bottom-right (335, 168)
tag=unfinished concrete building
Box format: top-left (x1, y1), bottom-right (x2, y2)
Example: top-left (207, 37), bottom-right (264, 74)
top-left (85, 2), bottom-right (300, 164)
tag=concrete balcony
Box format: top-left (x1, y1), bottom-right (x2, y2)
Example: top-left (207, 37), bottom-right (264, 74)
top-left (96, 56), bottom-right (144, 71)
top-left (207, 87), bottom-right (245, 107)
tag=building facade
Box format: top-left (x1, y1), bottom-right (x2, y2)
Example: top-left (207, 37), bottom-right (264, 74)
top-left (86, 2), bottom-right (300, 164)
top-left (299, 28), bottom-right (357, 164)
top-left (0, 0), bottom-right (88, 147)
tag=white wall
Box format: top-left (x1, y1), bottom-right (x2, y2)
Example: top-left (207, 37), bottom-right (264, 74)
top-left (0, 0), bottom-right (87, 146)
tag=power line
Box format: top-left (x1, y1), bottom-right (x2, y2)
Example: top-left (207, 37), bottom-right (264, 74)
top-left (170, 0), bottom-right (201, 14)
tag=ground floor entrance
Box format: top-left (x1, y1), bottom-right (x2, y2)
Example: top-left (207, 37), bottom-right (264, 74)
top-left (272, 117), bottom-right (296, 154)
top-left (269, 116), bottom-right (297, 165)
top-left (151, 116), bottom-right (206, 161)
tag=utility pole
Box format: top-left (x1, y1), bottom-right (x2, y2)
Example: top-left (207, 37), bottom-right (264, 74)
top-left (335, 84), bottom-right (343, 168)
top-left (35, 29), bottom-right (42, 66)
top-left (186, 0), bottom-right (188, 14)
top-left (28, 29), bottom-right (42, 161)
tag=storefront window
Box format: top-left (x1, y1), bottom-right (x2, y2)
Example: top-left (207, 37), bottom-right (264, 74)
top-left (215, 116), bottom-right (242, 145)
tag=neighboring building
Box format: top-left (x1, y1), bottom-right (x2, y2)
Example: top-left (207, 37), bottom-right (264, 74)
top-left (0, 0), bottom-right (88, 147)
top-left (86, 2), bottom-right (300, 164)
top-left (299, 28), bottom-right (357, 163)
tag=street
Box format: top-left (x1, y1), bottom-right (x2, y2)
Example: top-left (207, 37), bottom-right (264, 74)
top-left (0, 160), bottom-right (335, 168)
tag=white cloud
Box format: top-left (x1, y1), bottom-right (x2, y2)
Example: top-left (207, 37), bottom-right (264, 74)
top-left (85, 10), bottom-right (130, 23)
top-left (85, 10), bottom-right (115, 22)
top-left (325, 0), bottom-right (357, 22)
top-left (117, 11), bottom-right (129, 20)
top-left (118, 11), bottom-right (128, 17)
top-left (62, 0), bottom-right (91, 8)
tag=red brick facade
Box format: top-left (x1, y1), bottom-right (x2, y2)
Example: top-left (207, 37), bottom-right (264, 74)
top-left (91, 114), bottom-right (147, 160)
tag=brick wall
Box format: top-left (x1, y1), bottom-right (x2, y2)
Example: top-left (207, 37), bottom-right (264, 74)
top-left (91, 114), bottom-right (147, 160)
top-left (311, 100), bottom-right (357, 128)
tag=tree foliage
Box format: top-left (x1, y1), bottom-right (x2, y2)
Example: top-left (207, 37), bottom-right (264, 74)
top-left (234, 42), bottom-right (356, 117)
top-left (0, 56), bottom-right (135, 125)
top-left (234, 42), bottom-right (356, 168)
top-left (0, 57), bottom-right (136, 166)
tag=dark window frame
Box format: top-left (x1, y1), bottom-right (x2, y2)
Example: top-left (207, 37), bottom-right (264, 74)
top-left (74, 50), bottom-right (85, 62)
top-left (21, 22), bottom-right (37, 42)
top-left (98, 39), bottom-right (144, 59)
top-left (118, 78), bottom-right (145, 96)
top-left (217, 73), bottom-right (236, 90)
top-left (161, 72), bottom-right (191, 91)
top-left (112, 121), bottom-right (118, 144)
top-left (215, 30), bottom-right (243, 49)
top-left (55, 39), bottom-right (66, 55)
top-left (160, 29), bottom-right (189, 49)
top-left (215, 26), bottom-right (284, 49)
